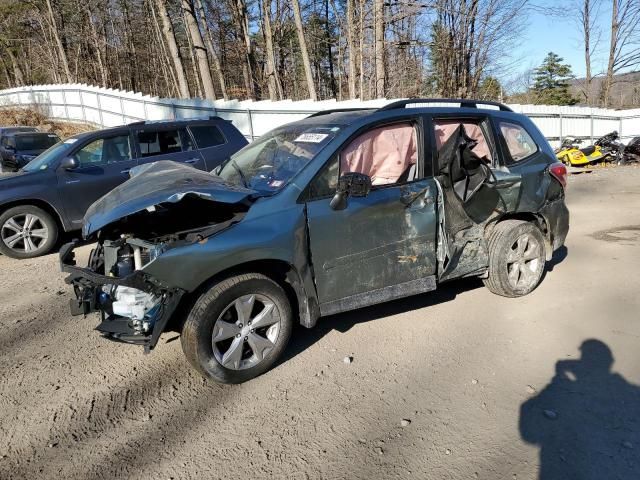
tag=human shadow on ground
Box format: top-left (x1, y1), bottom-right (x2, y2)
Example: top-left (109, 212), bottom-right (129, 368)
top-left (519, 339), bottom-right (640, 480)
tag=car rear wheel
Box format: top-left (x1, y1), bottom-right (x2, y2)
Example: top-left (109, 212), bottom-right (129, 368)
top-left (0, 205), bottom-right (58, 259)
top-left (484, 220), bottom-right (546, 298)
top-left (181, 273), bottom-right (293, 384)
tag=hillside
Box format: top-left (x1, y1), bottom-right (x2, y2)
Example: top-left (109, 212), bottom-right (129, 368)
top-left (570, 71), bottom-right (640, 108)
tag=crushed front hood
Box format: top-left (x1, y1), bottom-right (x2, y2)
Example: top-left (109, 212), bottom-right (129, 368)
top-left (83, 161), bottom-right (257, 237)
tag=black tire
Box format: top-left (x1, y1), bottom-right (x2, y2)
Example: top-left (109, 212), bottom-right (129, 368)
top-left (0, 205), bottom-right (58, 259)
top-left (483, 220), bottom-right (546, 298)
top-left (181, 273), bottom-right (293, 384)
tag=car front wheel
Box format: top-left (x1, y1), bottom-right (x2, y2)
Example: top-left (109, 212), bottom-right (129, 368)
top-left (0, 205), bottom-right (58, 259)
top-left (181, 273), bottom-right (293, 384)
top-left (484, 220), bottom-right (546, 298)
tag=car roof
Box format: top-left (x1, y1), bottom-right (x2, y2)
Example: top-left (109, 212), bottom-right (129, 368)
top-left (286, 106), bottom-right (524, 136)
top-left (0, 126), bottom-right (39, 132)
top-left (11, 131), bottom-right (59, 137)
top-left (127, 116), bottom-right (227, 127)
top-left (290, 98), bottom-right (525, 131)
top-left (67, 116), bottom-right (228, 142)
top-left (301, 110), bottom-right (375, 125)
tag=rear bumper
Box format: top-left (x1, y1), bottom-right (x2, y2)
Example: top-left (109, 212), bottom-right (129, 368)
top-left (60, 241), bottom-right (184, 352)
top-left (541, 198), bottom-right (570, 254)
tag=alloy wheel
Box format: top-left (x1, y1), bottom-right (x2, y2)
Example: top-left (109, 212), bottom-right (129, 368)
top-left (212, 294), bottom-right (281, 370)
top-left (506, 233), bottom-right (543, 290)
top-left (1, 213), bottom-right (49, 254)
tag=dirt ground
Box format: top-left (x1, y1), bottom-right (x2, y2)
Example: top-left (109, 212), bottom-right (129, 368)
top-left (1, 166), bottom-right (639, 480)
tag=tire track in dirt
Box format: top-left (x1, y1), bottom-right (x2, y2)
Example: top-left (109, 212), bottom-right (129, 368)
top-left (2, 346), bottom-right (223, 479)
top-left (2, 167), bottom-right (640, 479)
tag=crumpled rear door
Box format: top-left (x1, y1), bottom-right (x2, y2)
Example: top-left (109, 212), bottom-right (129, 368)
top-left (434, 124), bottom-right (522, 280)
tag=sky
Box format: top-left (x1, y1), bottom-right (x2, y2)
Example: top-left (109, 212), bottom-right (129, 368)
top-left (511, 0), bottom-right (615, 80)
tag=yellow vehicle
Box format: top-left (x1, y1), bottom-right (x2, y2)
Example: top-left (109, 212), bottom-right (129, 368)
top-left (555, 136), bottom-right (610, 167)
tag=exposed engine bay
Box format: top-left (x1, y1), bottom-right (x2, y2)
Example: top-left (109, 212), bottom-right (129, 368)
top-left (61, 162), bottom-right (254, 352)
top-left (61, 230), bottom-right (184, 352)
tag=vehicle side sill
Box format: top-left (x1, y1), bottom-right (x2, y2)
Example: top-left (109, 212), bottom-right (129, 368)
top-left (319, 275), bottom-right (437, 317)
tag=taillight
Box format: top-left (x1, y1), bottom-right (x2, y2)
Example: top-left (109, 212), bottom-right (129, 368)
top-left (549, 162), bottom-right (567, 189)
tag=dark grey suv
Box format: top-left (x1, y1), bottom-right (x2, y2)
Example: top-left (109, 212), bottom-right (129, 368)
top-left (0, 131), bottom-right (61, 171)
top-left (0, 117), bottom-right (247, 258)
top-left (61, 99), bottom-right (569, 384)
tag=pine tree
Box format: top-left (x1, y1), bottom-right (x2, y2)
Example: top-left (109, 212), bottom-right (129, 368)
top-left (532, 52), bottom-right (578, 105)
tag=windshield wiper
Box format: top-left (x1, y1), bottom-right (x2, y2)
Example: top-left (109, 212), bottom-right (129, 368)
top-left (230, 159), bottom-right (249, 188)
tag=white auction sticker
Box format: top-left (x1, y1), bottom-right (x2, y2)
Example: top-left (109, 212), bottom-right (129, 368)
top-left (294, 133), bottom-right (328, 143)
top-left (63, 138), bottom-right (78, 144)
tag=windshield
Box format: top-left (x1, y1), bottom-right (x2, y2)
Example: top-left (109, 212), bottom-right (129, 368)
top-left (21, 140), bottom-right (76, 172)
top-left (16, 134), bottom-right (59, 151)
top-left (218, 124), bottom-right (340, 193)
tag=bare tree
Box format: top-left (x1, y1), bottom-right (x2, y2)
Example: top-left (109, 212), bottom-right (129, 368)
top-left (195, 0), bottom-right (228, 100)
top-left (85, 3), bottom-right (107, 87)
top-left (182, 0), bottom-right (216, 100)
top-left (2, 0), bottom-right (637, 108)
top-left (44, 0), bottom-right (72, 82)
top-left (430, 0), bottom-right (527, 98)
top-left (227, 0), bottom-right (258, 99)
top-left (155, 0), bottom-right (190, 98)
top-left (374, 0), bottom-right (385, 98)
top-left (346, 0), bottom-right (357, 98)
top-left (150, 0), bottom-right (180, 97)
top-left (602, 0), bottom-right (640, 107)
top-left (262, 0), bottom-right (282, 101)
top-left (291, 0), bottom-right (317, 100)
top-left (579, 0), bottom-right (601, 104)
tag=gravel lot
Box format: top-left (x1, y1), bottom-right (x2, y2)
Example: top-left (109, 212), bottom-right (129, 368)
top-left (1, 166), bottom-right (639, 480)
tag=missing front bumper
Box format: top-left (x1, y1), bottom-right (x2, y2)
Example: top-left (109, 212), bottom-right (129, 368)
top-left (60, 241), bottom-right (184, 352)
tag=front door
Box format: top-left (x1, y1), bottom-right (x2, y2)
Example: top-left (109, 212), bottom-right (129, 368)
top-left (57, 133), bottom-right (137, 227)
top-left (305, 119), bottom-right (438, 315)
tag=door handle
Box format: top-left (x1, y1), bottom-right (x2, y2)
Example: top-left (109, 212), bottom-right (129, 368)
top-left (185, 158), bottom-right (199, 164)
top-left (120, 168), bottom-right (130, 174)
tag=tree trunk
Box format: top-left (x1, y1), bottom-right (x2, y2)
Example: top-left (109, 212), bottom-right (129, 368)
top-left (196, 0), bottom-right (228, 100)
top-left (228, 0), bottom-right (257, 99)
top-left (262, 0), bottom-right (282, 100)
top-left (583, 0), bottom-right (592, 105)
top-left (374, 0), bottom-right (385, 98)
top-left (6, 49), bottom-right (25, 86)
top-left (45, 0), bottom-right (73, 83)
top-left (324, 0), bottom-right (337, 98)
top-left (155, 0), bottom-right (190, 99)
top-left (183, 9), bottom-right (203, 99)
top-left (86, 7), bottom-right (107, 87)
top-left (291, 0), bottom-right (317, 100)
top-left (347, 0), bottom-right (357, 99)
top-left (182, 0), bottom-right (216, 100)
top-left (359, 0), bottom-right (365, 99)
top-left (603, 0), bottom-right (618, 108)
top-left (150, 0), bottom-right (180, 97)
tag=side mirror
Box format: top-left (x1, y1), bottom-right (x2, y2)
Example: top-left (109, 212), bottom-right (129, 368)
top-left (60, 156), bottom-right (79, 170)
top-left (330, 172), bottom-right (372, 210)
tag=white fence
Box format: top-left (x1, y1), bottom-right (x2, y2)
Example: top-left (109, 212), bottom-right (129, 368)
top-left (0, 83), bottom-right (639, 146)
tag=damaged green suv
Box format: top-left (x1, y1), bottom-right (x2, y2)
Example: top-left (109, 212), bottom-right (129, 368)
top-left (61, 99), bottom-right (569, 384)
